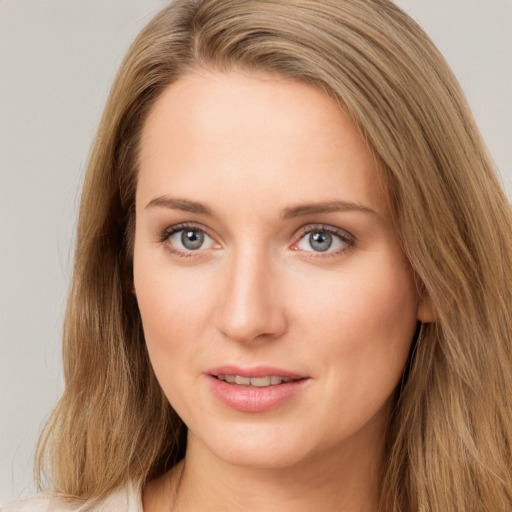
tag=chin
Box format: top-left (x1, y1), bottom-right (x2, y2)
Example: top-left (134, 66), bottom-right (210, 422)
top-left (189, 422), bottom-right (318, 470)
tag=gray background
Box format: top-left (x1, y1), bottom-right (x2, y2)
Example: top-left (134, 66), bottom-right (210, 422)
top-left (1, 0), bottom-right (511, 504)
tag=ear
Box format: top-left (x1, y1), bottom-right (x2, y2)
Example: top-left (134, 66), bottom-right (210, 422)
top-left (417, 296), bottom-right (436, 323)
top-left (131, 282), bottom-right (137, 297)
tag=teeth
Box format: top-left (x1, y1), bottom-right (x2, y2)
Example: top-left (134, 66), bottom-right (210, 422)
top-left (250, 377), bottom-right (271, 387)
top-left (217, 375), bottom-right (294, 387)
top-left (235, 375), bottom-right (251, 386)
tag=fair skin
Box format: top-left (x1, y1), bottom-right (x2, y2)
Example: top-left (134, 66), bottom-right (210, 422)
top-left (134, 70), bottom-right (433, 511)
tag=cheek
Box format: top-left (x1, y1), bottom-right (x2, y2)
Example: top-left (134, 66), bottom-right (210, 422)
top-left (134, 268), bottom-right (216, 420)
top-left (133, 249), bottom-right (217, 378)
top-left (295, 252), bottom-right (417, 335)
top-left (292, 251), bottom-right (418, 402)
top-left (136, 273), bottom-right (211, 338)
top-left (341, 265), bottom-right (418, 352)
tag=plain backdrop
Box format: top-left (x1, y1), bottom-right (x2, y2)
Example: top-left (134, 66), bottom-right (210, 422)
top-left (1, 0), bottom-right (511, 504)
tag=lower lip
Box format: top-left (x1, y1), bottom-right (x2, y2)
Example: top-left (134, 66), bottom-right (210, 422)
top-left (207, 375), bottom-right (309, 412)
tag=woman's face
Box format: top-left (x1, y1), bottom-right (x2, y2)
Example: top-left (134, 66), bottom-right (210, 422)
top-left (134, 70), bottom-right (431, 470)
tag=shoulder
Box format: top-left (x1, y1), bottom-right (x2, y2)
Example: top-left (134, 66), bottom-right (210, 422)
top-left (1, 482), bottom-right (142, 512)
top-left (1, 494), bottom-right (52, 512)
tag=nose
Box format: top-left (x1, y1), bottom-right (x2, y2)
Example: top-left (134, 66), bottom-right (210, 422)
top-left (215, 247), bottom-right (288, 344)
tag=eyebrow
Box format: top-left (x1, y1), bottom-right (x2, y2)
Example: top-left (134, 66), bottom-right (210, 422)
top-left (281, 200), bottom-right (377, 219)
top-left (145, 196), bottom-right (377, 218)
top-left (145, 196), bottom-right (214, 216)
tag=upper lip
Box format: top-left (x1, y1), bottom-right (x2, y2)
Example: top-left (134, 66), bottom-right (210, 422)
top-left (207, 365), bottom-right (306, 380)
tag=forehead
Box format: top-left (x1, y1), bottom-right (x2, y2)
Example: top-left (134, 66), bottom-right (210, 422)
top-left (137, 70), bottom-right (388, 218)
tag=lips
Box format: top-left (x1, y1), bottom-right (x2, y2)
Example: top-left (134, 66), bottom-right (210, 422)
top-left (208, 365), bottom-right (305, 380)
top-left (206, 366), bottom-right (309, 412)
top-left (216, 375), bottom-right (296, 386)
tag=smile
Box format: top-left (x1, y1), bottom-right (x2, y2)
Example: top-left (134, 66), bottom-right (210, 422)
top-left (207, 367), bottom-right (309, 412)
top-left (216, 375), bottom-right (296, 387)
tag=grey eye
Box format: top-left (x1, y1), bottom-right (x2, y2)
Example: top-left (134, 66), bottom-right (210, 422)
top-left (296, 228), bottom-right (348, 254)
top-left (168, 228), bottom-right (214, 251)
top-left (181, 230), bottom-right (205, 250)
top-left (309, 232), bottom-right (332, 252)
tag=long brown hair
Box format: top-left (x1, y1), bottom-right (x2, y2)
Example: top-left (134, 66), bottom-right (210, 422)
top-left (36, 1), bottom-right (512, 510)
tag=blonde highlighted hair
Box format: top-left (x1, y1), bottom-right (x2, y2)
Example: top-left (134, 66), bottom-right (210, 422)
top-left (36, 1), bottom-right (512, 510)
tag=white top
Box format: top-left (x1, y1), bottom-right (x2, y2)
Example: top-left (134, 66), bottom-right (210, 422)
top-left (1, 483), bottom-right (142, 512)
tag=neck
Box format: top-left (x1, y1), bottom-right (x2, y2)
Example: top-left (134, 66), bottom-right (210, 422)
top-left (163, 428), bottom-right (385, 512)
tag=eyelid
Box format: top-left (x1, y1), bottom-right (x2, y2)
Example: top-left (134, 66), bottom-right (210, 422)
top-left (157, 221), bottom-right (356, 258)
top-left (158, 222), bottom-right (221, 255)
top-left (160, 222), bottom-right (206, 241)
top-left (291, 223), bottom-right (357, 255)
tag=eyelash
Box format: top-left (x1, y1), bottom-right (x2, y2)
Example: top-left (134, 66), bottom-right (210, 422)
top-left (158, 222), bottom-right (356, 259)
top-left (158, 222), bottom-right (217, 258)
top-left (292, 224), bottom-right (356, 258)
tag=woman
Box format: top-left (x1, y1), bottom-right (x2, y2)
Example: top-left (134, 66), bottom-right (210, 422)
top-left (5, 0), bottom-right (512, 510)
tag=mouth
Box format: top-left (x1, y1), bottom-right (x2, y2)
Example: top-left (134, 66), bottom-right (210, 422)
top-left (206, 366), bottom-right (309, 412)
top-left (214, 374), bottom-right (301, 387)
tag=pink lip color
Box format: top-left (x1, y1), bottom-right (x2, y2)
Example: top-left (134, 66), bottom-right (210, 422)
top-left (206, 366), bottom-right (309, 413)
